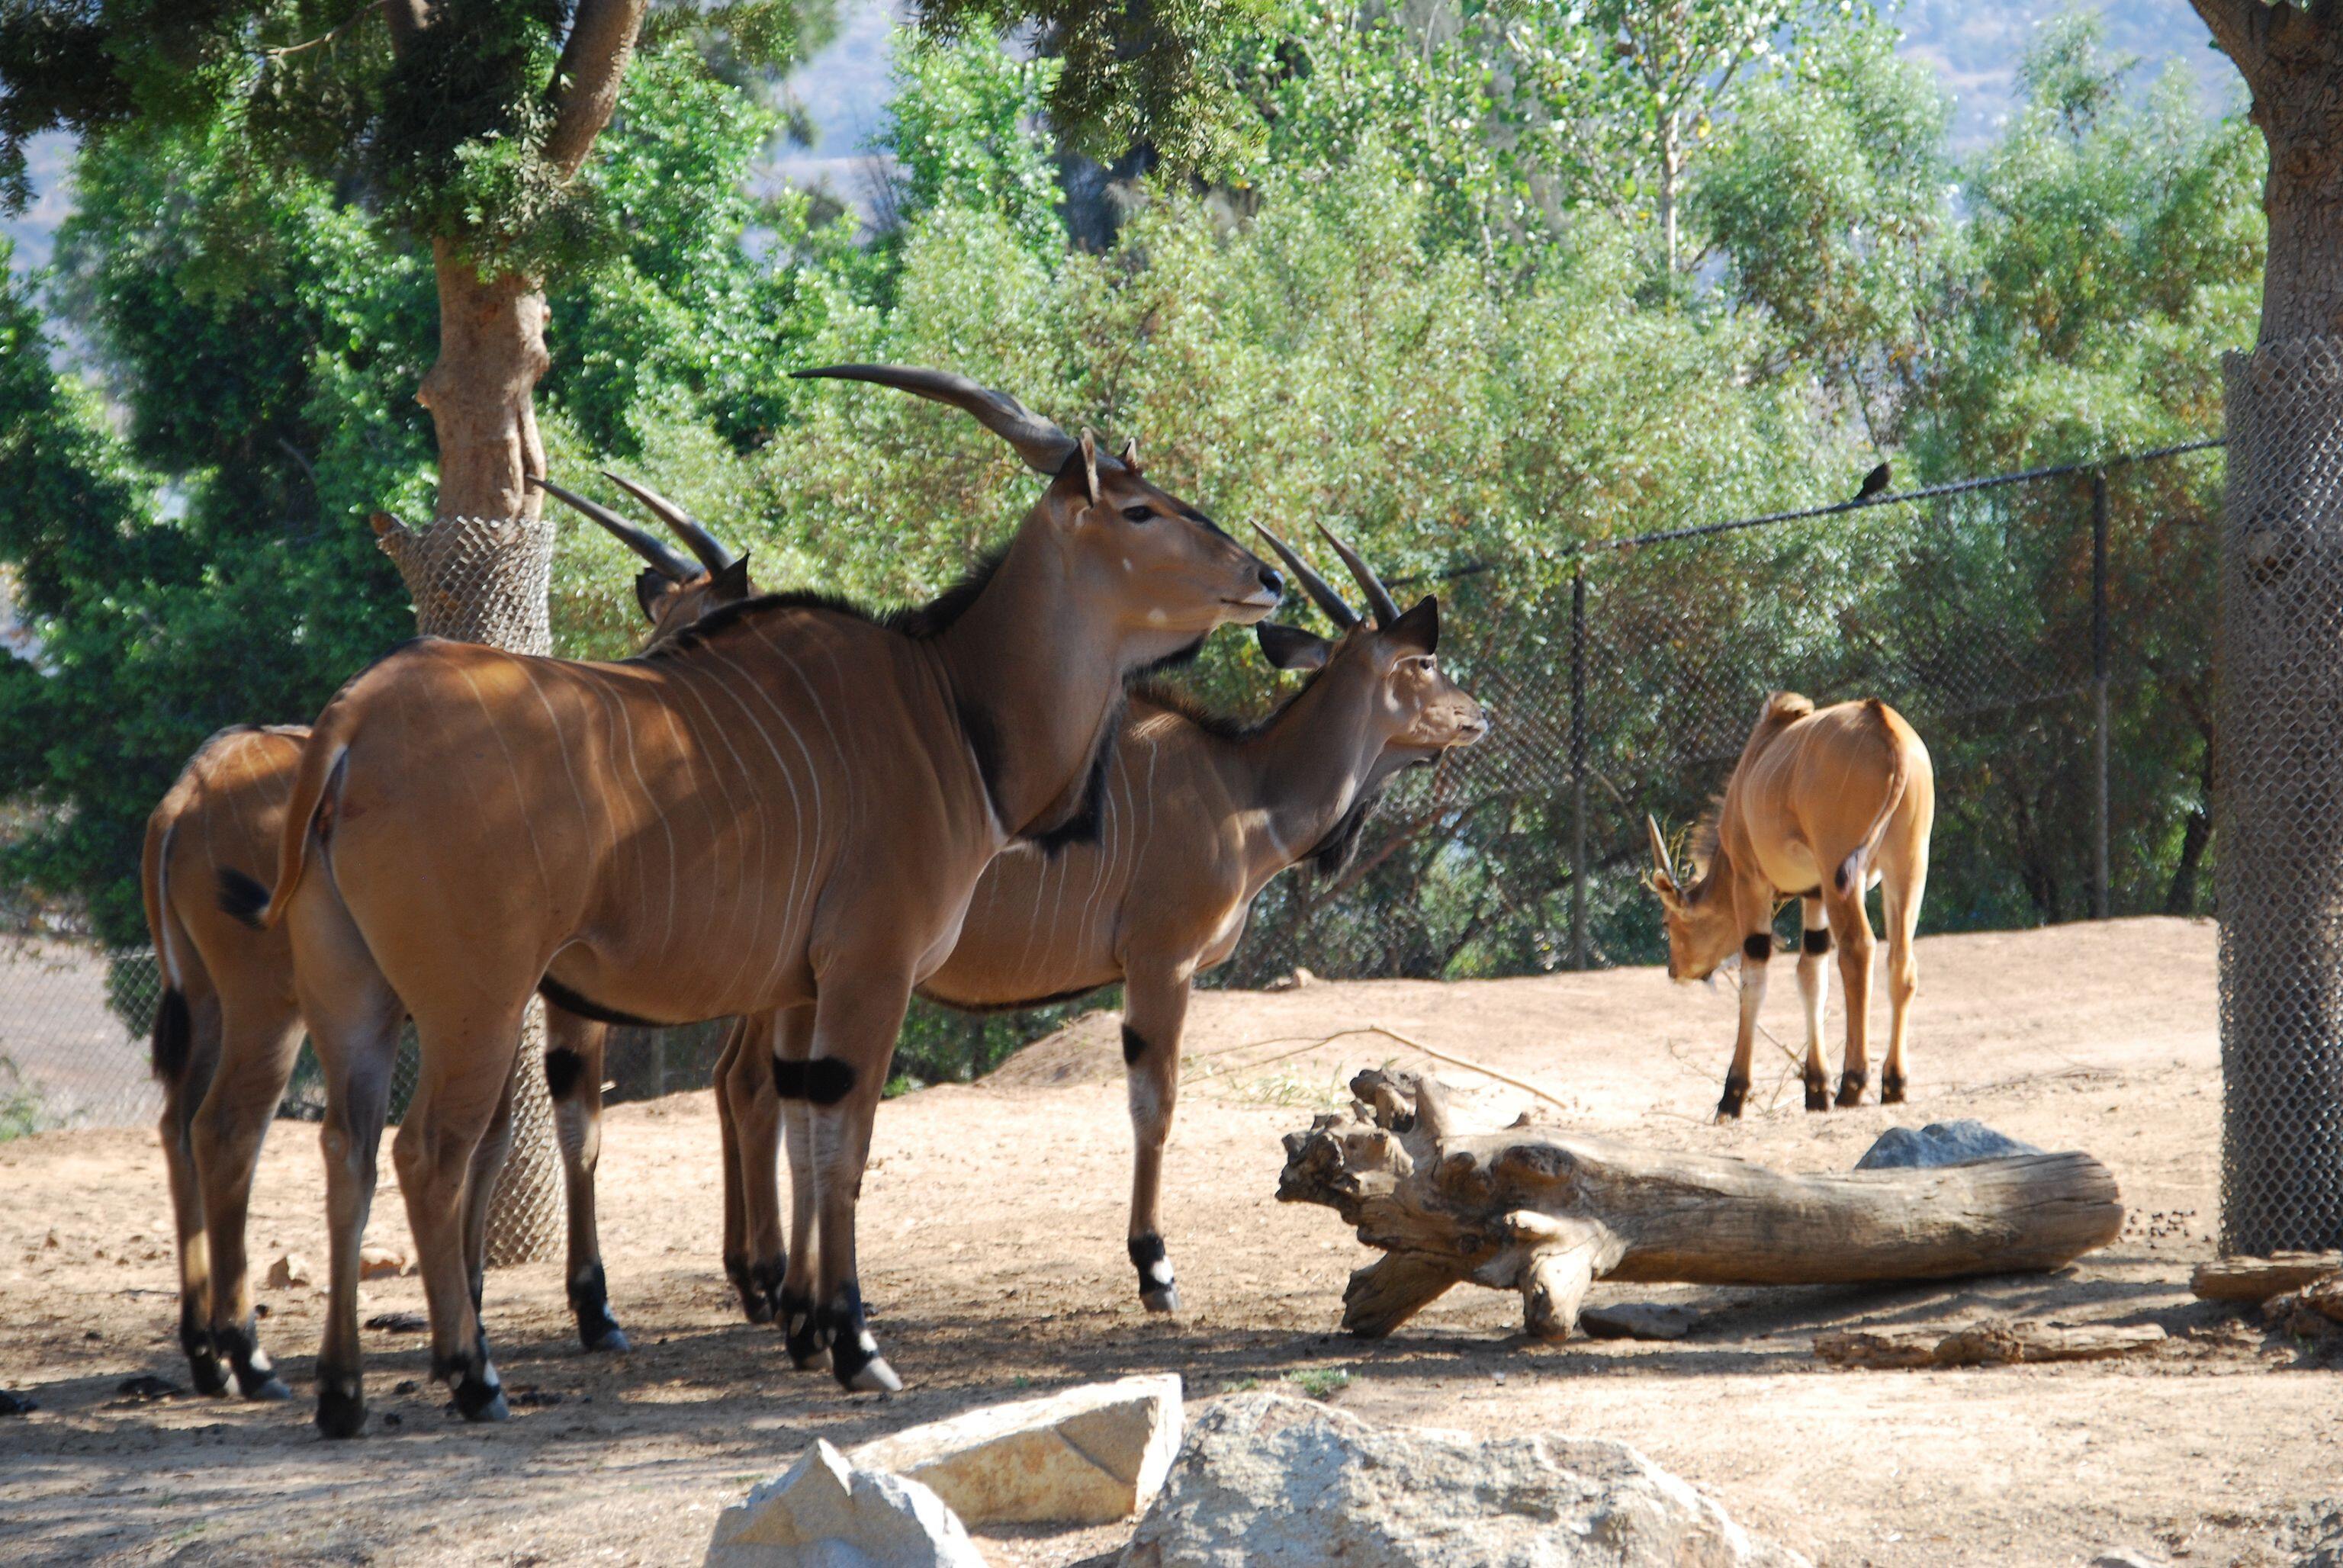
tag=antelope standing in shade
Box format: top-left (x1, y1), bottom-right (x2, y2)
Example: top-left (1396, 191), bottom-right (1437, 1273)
top-left (142, 484), bottom-right (753, 1402)
top-left (221, 365), bottom-right (1282, 1434)
top-left (544, 525), bottom-right (1486, 1348)
top-left (1644, 693), bottom-right (1934, 1122)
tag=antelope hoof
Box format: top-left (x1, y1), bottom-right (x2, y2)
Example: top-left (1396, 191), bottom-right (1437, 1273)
top-left (840, 1354), bottom-right (902, 1394)
top-left (1142, 1284), bottom-right (1182, 1314)
top-left (188, 1353), bottom-right (230, 1399)
top-left (780, 1293), bottom-right (826, 1370)
top-left (1835, 1072), bottom-right (1868, 1108)
top-left (1715, 1077), bottom-right (1750, 1123)
top-left (314, 1380), bottom-right (366, 1440)
top-left (1803, 1078), bottom-right (1830, 1113)
top-left (240, 1372), bottom-right (294, 1402)
top-left (582, 1323), bottom-right (632, 1355)
top-left (1881, 1072), bottom-right (1908, 1105)
top-left (455, 1377), bottom-right (509, 1423)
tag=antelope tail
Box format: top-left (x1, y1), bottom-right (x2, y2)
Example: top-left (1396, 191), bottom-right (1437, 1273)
top-left (1836, 731), bottom-right (1916, 897)
top-left (140, 807), bottom-right (194, 1083)
top-left (218, 707), bottom-right (353, 933)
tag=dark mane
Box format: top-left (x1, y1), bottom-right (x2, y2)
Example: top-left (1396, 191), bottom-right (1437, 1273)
top-left (1303, 778), bottom-right (1390, 877)
top-left (634, 551), bottom-right (1006, 661)
top-left (887, 550), bottom-right (1005, 638)
top-left (1023, 690), bottom-right (1127, 856)
top-left (1127, 671), bottom-right (1317, 745)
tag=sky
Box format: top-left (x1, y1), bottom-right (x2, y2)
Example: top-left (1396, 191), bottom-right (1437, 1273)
top-left (2, 0), bottom-right (2242, 281)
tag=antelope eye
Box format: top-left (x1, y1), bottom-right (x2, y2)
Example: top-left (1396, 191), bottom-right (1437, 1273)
top-left (1120, 505), bottom-right (1154, 523)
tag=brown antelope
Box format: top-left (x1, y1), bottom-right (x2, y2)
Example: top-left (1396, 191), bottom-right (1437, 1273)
top-left (141, 483), bottom-right (750, 1403)
top-left (1643, 693), bottom-right (1934, 1122)
top-left (545, 525), bottom-right (1486, 1352)
top-left (219, 365), bottom-right (1282, 1434)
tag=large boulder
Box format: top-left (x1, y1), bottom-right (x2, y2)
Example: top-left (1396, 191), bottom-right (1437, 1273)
top-left (848, 1374), bottom-right (1182, 1526)
top-left (705, 1439), bottom-right (985, 1568)
top-left (1854, 1120), bottom-right (2042, 1170)
top-left (1123, 1393), bottom-right (1805, 1568)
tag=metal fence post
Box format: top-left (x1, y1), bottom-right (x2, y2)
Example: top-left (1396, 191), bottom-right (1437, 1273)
top-left (2092, 469), bottom-right (2111, 921)
top-left (1570, 560), bottom-right (1589, 971)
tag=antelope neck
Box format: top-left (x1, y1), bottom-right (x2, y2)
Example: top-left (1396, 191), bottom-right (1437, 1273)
top-left (1235, 670), bottom-right (1382, 875)
top-left (934, 528), bottom-right (1143, 840)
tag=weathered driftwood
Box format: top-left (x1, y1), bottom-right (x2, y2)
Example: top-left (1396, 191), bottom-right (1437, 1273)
top-left (2189, 1251), bottom-right (2343, 1303)
top-left (1813, 1319), bottom-right (2165, 1369)
top-left (1276, 1070), bottom-right (2126, 1341)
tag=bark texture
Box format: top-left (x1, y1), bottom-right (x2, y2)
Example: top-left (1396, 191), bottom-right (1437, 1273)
top-left (2190, 0), bottom-right (2343, 342)
top-left (416, 247), bottom-right (552, 523)
top-left (1278, 1070), bottom-right (2125, 1341)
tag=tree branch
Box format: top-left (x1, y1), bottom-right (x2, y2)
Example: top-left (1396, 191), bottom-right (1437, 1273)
top-left (543, 0), bottom-right (649, 180)
top-left (2187, 0), bottom-right (2271, 93)
top-left (381, 0), bottom-right (429, 57)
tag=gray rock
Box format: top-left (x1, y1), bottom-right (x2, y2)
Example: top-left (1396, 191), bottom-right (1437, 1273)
top-left (2091, 1551), bottom-right (2170, 1568)
top-left (1121, 1393), bottom-right (1806, 1568)
top-left (1580, 1303), bottom-right (1702, 1341)
top-left (706, 1439), bottom-right (985, 1568)
top-left (1854, 1120), bottom-right (2042, 1171)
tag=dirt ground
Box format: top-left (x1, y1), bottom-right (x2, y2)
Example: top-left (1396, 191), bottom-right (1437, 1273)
top-left (2, 916), bottom-right (2338, 1568)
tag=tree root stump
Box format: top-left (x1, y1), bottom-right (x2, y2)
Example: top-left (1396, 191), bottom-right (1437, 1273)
top-left (1275, 1069), bottom-right (2126, 1341)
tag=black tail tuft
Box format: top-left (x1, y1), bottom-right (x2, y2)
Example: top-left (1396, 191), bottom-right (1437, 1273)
top-left (152, 988), bottom-right (193, 1084)
top-left (215, 868), bottom-right (271, 930)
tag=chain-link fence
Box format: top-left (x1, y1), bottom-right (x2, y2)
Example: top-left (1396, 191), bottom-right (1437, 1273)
top-left (0, 443), bottom-right (2235, 1141)
top-left (2216, 342), bottom-right (2343, 1256)
top-left (1220, 439), bottom-right (2226, 984)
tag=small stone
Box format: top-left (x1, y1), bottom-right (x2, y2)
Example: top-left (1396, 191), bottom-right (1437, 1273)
top-left (847, 1374), bottom-right (1181, 1526)
top-left (358, 1244), bottom-right (407, 1280)
top-left (367, 1312), bottom-right (429, 1334)
top-left (0, 1389), bottom-right (37, 1416)
top-left (265, 1253), bottom-right (316, 1290)
top-left (706, 1439), bottom-right (984, 1568)
top-left (2091, 1551), bottom-right (2170, 1568)
top-left (1581, 1302), bottom-right (1702, 1341)
top-left (1853, 1120), bottom-right (2043, 1171)
top-left (115, 1374), bottom-right (183, 1403)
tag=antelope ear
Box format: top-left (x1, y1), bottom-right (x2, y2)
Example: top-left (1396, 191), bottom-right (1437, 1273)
top-left (1079, 427), bottom-right (1102, 507)
top-left (710, 554), bottom-right (754, 605)
top-left (1256, 622), bottom-right (1331, 672)
top-left (1385, 594), bottom-right (1438, 654)
top-left (634, 570), bottom-right (670, 624)
top-left (1119, 435), bottom-right (1142, 473)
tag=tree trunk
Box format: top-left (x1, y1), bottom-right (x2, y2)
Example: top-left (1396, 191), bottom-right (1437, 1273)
top-left (1278, 1070), bottom-right (2125, 1341)
top-left (378, 247), bottom-right (563, 1268)
top-left (2239, 15), bottom-right (2343, 344)
top-left (417, 243), bottom-right (551, 522)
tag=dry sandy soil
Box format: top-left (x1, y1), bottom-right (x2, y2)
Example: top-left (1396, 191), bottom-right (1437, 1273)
top-left (2, 917), bottom-right (2338, 1567)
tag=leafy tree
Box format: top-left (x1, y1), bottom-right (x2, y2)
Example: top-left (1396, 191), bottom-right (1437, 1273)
top-left (0, 33), bottom-right (833, 940)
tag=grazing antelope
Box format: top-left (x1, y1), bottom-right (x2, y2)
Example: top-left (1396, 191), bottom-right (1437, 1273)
top-left (220, 365), bottom-right (1282, 1434)
top-left (141, 484), bottom-right (751, 1402)
top-left (545, 525), bottom-right (1486, 1345)
top-left (1643, 693), bottom-right (1934, 1122)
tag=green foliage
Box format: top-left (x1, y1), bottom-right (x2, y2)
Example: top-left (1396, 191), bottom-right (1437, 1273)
top-left (879, 27), bottom-right (1065, 259)
top-left (1911, 13), bottom-right (2260, 474)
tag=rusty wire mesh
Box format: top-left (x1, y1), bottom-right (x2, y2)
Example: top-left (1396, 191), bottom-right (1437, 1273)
top-left (2216, 342), bottom-right (2343, 1256)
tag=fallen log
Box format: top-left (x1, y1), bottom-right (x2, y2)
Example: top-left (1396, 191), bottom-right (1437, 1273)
top-left (1276, 1069), bottom-right (2126, 1341)
top-left (1813, 1319), bottom-right (2166, 1369)
top-left (2189, 1252), bottom-right (2343, 1303)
